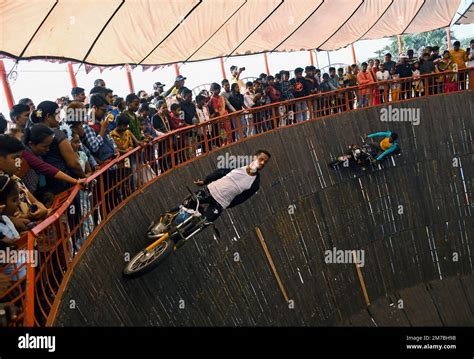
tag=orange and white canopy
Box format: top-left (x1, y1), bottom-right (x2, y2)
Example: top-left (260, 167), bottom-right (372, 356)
top-left (0, 0), bottom-right (462, 66)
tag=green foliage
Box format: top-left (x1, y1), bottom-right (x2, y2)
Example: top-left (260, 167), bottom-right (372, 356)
top-left (372, 29), bottom-right (461, 61)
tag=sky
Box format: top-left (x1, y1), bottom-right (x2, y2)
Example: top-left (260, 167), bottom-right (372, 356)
top-left (1, 14), bottom-right (473, 117)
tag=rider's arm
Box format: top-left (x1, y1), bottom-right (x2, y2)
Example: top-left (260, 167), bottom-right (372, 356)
top-left (376, 142), bottom-right (398, 161)
top-left (367, 131), bottom-right (391, 139)
top-left (203, 168), bottom-right (232, 185)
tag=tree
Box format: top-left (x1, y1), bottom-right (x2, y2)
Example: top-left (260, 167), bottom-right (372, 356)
top-left (377, 29), bottom-right (456, 60)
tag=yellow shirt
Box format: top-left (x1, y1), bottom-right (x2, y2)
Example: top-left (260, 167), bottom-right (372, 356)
top-left (110, 129), bottom-right (134, 152)
top-left (449, 49), bottom-right (467, 69)
top-left (380, 137), bottom-right (392, 151)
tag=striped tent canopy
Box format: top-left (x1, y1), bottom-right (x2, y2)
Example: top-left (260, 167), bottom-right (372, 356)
top-left (0, 0), bottom-right (463, 66)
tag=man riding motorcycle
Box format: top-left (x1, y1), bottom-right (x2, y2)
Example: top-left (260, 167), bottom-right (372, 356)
top-left (366, 131), bottom-right (399, 161)
top-left (151, 150), bottom-right (271, 236)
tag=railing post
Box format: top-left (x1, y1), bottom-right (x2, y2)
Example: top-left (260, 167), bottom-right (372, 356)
top-left (467, 68), bottom-right (472, 91)
top-left (271, 106), bottom-right (278, 128)
top-left (169, 135), bottom-right (176, 168)
top-left (235, 112), bottom-right (243, 140)
top-left (202, 124), bottom-right (209, 153)
top-left (344, 90), bottom-right (350, 112)
top-left (306, 97), bottom-right (313, 120)
top-left (135, 150), bottom-right (142, 188)
top-left (25, 231), bottom-right (36, 327)
top-left (99, 172), bottom-right (107, 220)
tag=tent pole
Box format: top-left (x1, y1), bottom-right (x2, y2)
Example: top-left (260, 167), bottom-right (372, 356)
top-left (309, 50), bottom-right (314, 66)
top-left (220, 57), bottom-right (226, 79)
top-left (125, 64), bottom-right (134, 93)
top-left (351, 43), bottom-right (357, 64)
top-left (397, 34), bottom-right (403, 55)
top-left (0, 60), bottom-right (15, 110)
top-left (446, 27), bottom-right (452, 49)
top-left (174, 63), bottom-right (180, 76)
top-left (263, 52), bottom-right (270, 75)
top-left (67, 63), bottom-right (77, 88)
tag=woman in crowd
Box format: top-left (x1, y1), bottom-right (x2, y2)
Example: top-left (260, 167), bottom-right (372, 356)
top-left (29, 101), bottom-right (85, 195)
top-left (20, 124), bottom-right (83, 197)
top-left (209, 83), bottom-right (231, 146)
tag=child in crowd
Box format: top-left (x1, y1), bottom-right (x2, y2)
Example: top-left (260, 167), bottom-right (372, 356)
top-left (0, 175), bottom-right (25, 281)
top-left (412, 61), bottom-right (424, 97)
top-left (195, 94), bottom-right (211, 142)
top-left (110, 115), bottom-right (142, 193)
top-left (209, 83), bottom-right (231, 145)
top-left (69, 133), bottom-right (94, 247)
top-left (169, 104), bottom-right (186, 131)
top-left (110, 115), bottom-right (141, 155)
top-left (390, 68), bottom-right (401, 102)
top-left (0, 176), bottom-right (21, 242)
top-left (70, 133), bottom-right (93, 177)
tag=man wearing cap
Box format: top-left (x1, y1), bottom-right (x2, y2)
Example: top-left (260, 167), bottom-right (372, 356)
top-left (71, 87), bottom-right (86, 103)
top-left (420, 51), bottom-right (435, 95)
top-left (396, 55), bottom-right (413, 99)
top-left (94, 79), bottom-right (106, 88)
top-left (153, 82), bottom-right (165, 97)
top-left (163, 75), bottom-right (187, 99)
top-left (230, 66), bottom-right (246, 93)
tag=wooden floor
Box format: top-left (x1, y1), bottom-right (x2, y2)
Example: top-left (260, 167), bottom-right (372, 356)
top-left (53, 92), bottom-right (474, 326)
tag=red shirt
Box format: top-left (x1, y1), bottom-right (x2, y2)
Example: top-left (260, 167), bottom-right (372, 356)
top-left (169, 112), bottom-right (186, 130)
top-left (267, 85), bottom-right (281, 102)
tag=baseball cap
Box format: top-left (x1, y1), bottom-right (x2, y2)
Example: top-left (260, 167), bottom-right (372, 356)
top-left (176, 75), bottom-right (186, 82)
top-left (153, 82), bottom-right (165, 90)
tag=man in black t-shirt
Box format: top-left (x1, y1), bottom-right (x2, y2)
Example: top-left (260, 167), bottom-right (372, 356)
top-left (290, 67), bottom-right (311, 122)
top-left (178, 88), bottom-right (197, 126)
top-left (395, 55), bottom-right (413, 99)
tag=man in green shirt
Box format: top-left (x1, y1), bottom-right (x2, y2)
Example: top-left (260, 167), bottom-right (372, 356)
top-left (123, 94), bottom-right (143, 140)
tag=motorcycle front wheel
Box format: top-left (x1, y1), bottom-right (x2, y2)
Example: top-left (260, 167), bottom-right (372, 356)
top-left (123, 238), bottom-right (175, 278)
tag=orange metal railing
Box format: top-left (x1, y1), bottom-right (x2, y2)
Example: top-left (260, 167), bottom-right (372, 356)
top-left (0, 68), bottom-right (472, 327)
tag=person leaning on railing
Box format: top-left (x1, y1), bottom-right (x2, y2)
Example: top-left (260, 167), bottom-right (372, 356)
top-left (449, 40), bottom-right (468, 91)
top-left (435, 51), bottom-right (458, 94)
top-left (419, 51), bottom-right (436, 95)
top-left (29, 101), bottom-right (85, 196)
top-left (356, 62), bottom-right (374, 108)
top-left (18, 125), bottom-right (85, 205)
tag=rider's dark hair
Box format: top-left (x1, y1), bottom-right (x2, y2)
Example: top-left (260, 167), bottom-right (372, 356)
top-left (390, 132), bottom-right (398, 141)
top-left (255, 149), bottom-right (271, 159)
